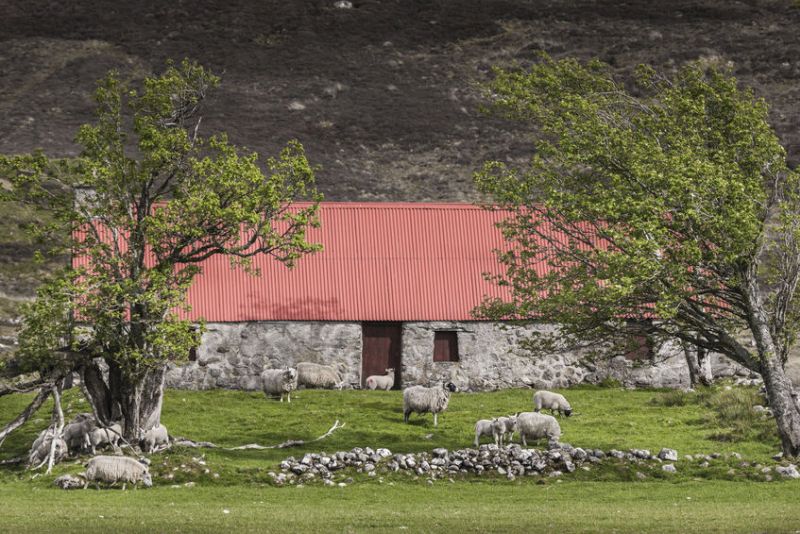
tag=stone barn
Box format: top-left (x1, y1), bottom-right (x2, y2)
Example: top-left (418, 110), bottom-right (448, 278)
top-left (165, 202), bottom-right (743, 391)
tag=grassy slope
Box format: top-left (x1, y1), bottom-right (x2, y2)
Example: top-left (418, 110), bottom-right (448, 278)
top-left (0, 385), bottom-right (793, 532)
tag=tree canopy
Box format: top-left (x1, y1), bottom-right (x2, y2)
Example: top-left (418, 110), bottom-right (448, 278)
top-left (476, 54), bottom-right (800, 455)
top-left (1, 60), bottom-right (321, 442)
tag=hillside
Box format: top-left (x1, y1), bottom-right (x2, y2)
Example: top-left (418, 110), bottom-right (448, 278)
top-left (1, 0), bottom-right (800, 345)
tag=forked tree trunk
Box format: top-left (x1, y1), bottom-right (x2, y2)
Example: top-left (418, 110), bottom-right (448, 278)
top-left (760, 356), bottom-right (800, 457)
top-left (81, 360), bottom-right (166, 446)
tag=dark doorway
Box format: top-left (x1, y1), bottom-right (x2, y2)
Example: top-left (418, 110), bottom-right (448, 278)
top-left (362, 323), bottom-right (402, 389)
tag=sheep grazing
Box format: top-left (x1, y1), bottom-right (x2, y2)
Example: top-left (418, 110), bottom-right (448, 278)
top-left (296, 362), bottom-right (343, 389)
top-left (261, 368), bottom-right (299, 402)
top-left (492, 415), bottom-right (517, 447)
top-left (141, 424), bottom-right (169, 453)
top-left (533, 390), bottom-right (573, 417)
top-left (88, 423), bottom-right (122, 455)
top-left (84, 455), bottom-right (152, 490)
top-left (365, 368), bottom-right (396, 391)
top-left (402, 382), bottom-right (458, 427)
top-left (473, 418), bottom-right (495, 447)
top-left (514, 411), bottom-right (562, 447)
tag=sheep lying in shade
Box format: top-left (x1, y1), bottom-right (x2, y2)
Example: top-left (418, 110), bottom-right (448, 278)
top-left (296, 362), bottom-right (343, 389)
top-left (533, 390), bottom-right (573, 417)
top-left (492, 415), bottom-right (517, 447)
top-left (87, 423), bottom-right (122, 455)
top-left (514, 411), bottom-right (561, 447)
top-left (365, 368), bottom-right (395, 390)
top-left (474, 418), bottom-right (495, 447)
top-left (261, 368), bottom-right (299, 402)
top-left (141, 424), bottom-right (169, 453)
top-left (28, 429), bottom-right (67, 467)
top-left (83, 456), bottom-right (152, 490)
top-left (403, 382), bottom-right (458, 427)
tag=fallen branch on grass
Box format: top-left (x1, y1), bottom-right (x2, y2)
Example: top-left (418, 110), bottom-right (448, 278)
top-left (173, 420), bottom-right (346, 451)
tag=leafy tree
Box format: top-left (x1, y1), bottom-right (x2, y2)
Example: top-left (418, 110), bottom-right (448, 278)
top-left (475, 55), bottom-right (800, 456)
top-left (1, 60), bottom-right (321, 443)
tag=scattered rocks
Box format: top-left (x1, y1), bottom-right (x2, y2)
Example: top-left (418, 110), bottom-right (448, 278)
top-left (658, 448), bottom-right (678, 462)
top-left (776, 464), bottom-right (800, 479)
top-left (54, 474), bottom-right (84, 490)
top-left (662, 464), bottom-right (677, 473)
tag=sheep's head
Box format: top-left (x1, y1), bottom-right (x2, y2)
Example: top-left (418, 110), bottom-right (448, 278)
top-left (141, 472), bottom-right (153, 488)
top-left (385, 368), bottom-right (395, 374)
top-left (286, 368), bottom-right (298, 381)
top-left (445, 382), bottom-right (458, 393)
top-left (564, 408), bottom-right (573, 417)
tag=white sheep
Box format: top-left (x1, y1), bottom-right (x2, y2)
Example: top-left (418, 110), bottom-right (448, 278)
top-left (261, 368), bottom-right (298, 402)
top-left (141, 424), bottom-right (169, 453)
top-left (402, 382), bottom-right (458, 427)
top-left (62, 413), bottom-right (97, 453)
top-left (514, 411), bottom-right (562, 447)
top-left (28, 429), bottom-right (67, 467)
top-left (365, 368), bottom-right (395, 391)
top-left (492, 415), bottom-right (517, 446)
top-left (84, 455), bottom-right (152, 490)
top-left (533, 390), bottom-right (573, 417)
top-left (473, 418), bottom-right (495, 447)
top-left (296, 362), bottom-right (343, 389)
top-left (87, 423), bottom-right (122, 455)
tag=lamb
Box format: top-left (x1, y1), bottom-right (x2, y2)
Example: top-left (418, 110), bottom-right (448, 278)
top-left (62, 413), bottom-right (97, 453)
top-left (402, 382), bottom-right (458, 427)
top-left (261, 368), bottom-right (298, 402)
top-left (473, 418), bottom-right (495, 447)
top-left (533, 390), bottom-right (573, 417)
top-left (365, 368), bottom-right (395, 391)
top-left (492, 415), bottom-right (517, 447)
top-left (141, 423), bottom-right (169, 453)
top-left (296, 362), bottom-right (343, 389)
top-left (87, 423), bottom-right (122, 454)
top-left (514, 411), bottom-right (562, 447)
top-left (84, 455), bottom-right (152, 490)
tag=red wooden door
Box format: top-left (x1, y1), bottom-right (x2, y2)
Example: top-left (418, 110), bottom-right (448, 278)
top-left (362, 323), bottom-right (402, 388)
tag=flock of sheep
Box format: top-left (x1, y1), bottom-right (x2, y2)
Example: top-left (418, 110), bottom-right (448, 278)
top-left (261, 363), bottom-right (575, 450)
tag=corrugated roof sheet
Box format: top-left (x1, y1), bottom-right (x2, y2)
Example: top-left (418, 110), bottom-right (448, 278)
top-left (183, 202), bottom-right (515, 321)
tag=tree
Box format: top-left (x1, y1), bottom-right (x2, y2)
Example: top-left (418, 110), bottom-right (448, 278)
top-left (1, 60), bottom-right (321, 444)
top-left (475, 54), bottom-right (800, 456)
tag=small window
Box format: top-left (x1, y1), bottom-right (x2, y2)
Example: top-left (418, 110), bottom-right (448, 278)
top-left (624, 335), bottom-right (652, 361)
top-left (433, 331), bottom-right (459, 362)
top-left (188, 346), bottom-right (198, 362)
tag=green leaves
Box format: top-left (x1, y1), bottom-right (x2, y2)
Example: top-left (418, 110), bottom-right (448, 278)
top-left (5, 59), bottom-right (321, 379)
top-left (476, 54), bottom-right (797, 364)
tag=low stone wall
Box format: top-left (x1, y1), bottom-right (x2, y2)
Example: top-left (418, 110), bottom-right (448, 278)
top-left (166, 320), bottom-right (748, 391)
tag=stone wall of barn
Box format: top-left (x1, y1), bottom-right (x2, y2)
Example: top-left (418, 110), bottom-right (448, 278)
top-left (165, 320), bottom-right (751, 391)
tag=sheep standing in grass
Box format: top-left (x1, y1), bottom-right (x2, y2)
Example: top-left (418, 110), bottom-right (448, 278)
top-left (533, 390), bottom-right (573, 417)
top-left (63, 413), bottom-right (97, 454)
top-left (403, 382), bottom-right (458, 427)
top-left (474, 418), bottom-right (495, 447)
top-left (261, 368), bottom-right (298, 402)
top-left (296, 362), bottom-right (343, 389)
top-left (514, 411), bottom-right (561, 447)
top-left (141, 424), bottom-right (169, 453)
top-left (84, 456), bottom-right (152, 490)
top-left (87, 423), bottom-right (122, 455)
top-left (365, 368), bottom-right (395, 391)
top-left (492, 415), bottom-right (517, 447)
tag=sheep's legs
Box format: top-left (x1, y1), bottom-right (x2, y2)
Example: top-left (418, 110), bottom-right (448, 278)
top-left (403, 410), bottom-right (411, 423)
top-left (433, 413), bottom-right (438, 427)
top-left (521, 434), bottom-right (527, 447)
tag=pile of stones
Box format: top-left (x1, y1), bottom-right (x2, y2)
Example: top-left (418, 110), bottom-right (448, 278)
top-left (272, 444), bottom-right (686, 484)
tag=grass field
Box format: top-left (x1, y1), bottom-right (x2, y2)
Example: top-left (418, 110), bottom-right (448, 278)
top-left (1, 384), bottom-right (798, 533)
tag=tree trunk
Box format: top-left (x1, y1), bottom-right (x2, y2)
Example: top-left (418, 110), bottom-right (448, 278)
top-left (0, 387), bottom-right (51, 448)
top-left (760, 355), bottom-right (800, 457)
top-left (83, 362), bottom-right (167, 445)
top-left (684, 345), bottom-right (713, 387)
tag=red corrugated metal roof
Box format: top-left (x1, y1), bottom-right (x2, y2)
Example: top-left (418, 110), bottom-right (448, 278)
top-left (183, 202), bottom-right (514, 321)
